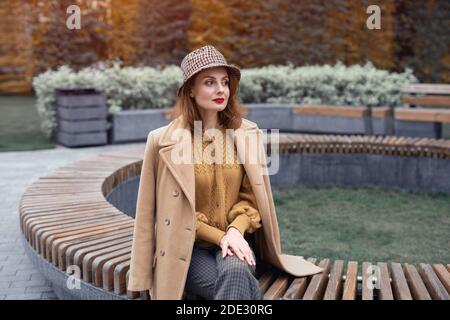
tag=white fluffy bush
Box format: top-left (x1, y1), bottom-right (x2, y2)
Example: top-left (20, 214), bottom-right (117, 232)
top-left (32, 61), bottom-right (416, 139)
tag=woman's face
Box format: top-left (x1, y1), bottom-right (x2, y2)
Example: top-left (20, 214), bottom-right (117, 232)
top-left (190, 66), bottom-right (230, 113)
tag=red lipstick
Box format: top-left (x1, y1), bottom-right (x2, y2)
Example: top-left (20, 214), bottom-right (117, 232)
top-left (213, 98), bottom-right (224, 104)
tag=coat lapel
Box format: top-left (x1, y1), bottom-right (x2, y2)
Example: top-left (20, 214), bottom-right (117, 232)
top-left (158, 117), bottom-right (196, 213)
top-left (157, 116), bottom-right (265, 215)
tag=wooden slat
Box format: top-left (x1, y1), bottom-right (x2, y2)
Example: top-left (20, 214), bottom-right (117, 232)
top-left (403, 263), bottom-right (432, 300)
top-left (102, 252), bottom-right (131, 291)
top-left (402, 84), bottom-right (450, 95)
top-left (54, 226), bottom-right (133, 268)
top-left (403, 95), bottom-right (450, 107)
top-left (302, 259), bottom-right (331, 300)
top-left (114, 260), bottom-right (131, 294)
top-left (432, 264), bottom-right (450, 295)
top-left (79, 241), bottom-right (132, 282)
top-left (29, 209), bottom-right (121, 245)
top-left (263, 274), bottom-right (291, 300)
top-left (323, 260), bottom-right (344, 300)
top-left (32, 212), bottom-right (124, 249)
top-left (282, 257), bottom-right (317, 300)
top-left (361, 262), bottom-right (374, 300)
top-left (27, 209), bottom-right (117, 241)
top-left (92, 246), bottom-right (132, 287)
top-left (395, 108), bottom-right (450, 123)
top-left (391, 262), bottom-right (413, 300)
top-left (377, 262), bottom-right (394, 300)
top-left (258, 272), bottom-right (275, 294)
top-left (418, 263), bottom-right (450, 300)
top-left (292, 105), bottom-right (368, 118)
top-left (65, 225), bottom-right (133, 269)
top-left (342, 261), bottom-right (358, 300)
top-left (41, 217), bottom-right (131, 259)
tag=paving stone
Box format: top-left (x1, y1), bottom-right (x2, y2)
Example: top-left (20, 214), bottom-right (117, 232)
top-left (41, 291), bottom-right (58, 299)
top-left (0, 274), bottom-right (32, 281)
top-left (10, 279), bottom-right (48, 288)
top-left (0, 269), bottom-right (17, 276)
top-left (25, 286), bottom-right (53, 293)
top-left (0, 287), bottom-right (26, 295)
top-left (4, 293), bottom-right (43, 300)
top-left (30, 273), bottom-right (46, 281)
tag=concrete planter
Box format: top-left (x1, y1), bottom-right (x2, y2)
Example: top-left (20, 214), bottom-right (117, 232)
top-left (109, 108), bottom-right (172, 143)
top-left (106, 104), bottom-right (450, 144)
top-left (292, 104), bottom-right (370, 134)
top-left (372, 107), bottom-right (394, 136)
top-left (241, 103), bottom-right (293, 131)
top-left (56, 88), bottom-right (108, 147)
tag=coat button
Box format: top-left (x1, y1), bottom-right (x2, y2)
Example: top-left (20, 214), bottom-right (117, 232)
top-left (172, 190), bottom-right (179, 197)
top-left (164, 218), bottom-right (170, 226)
top-left (160, 250), bottom-right (165, 256)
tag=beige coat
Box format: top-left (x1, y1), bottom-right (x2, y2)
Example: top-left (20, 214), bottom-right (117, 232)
top-left (127, 115), bottom-right (324, 299)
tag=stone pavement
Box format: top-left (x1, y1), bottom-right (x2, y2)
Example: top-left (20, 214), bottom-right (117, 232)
top-left (0, 142), bottom-right (145, 300)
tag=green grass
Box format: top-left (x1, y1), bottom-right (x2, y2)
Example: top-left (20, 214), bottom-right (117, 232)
top-left (273, 185), bottom-right (450, 264)
top-left (0, 96), bottom-right (55, 152)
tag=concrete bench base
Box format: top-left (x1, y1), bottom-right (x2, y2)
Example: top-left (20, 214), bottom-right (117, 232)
top-left (57, 131), bottom-right (108, 147)
top-left (109, 109), bottom-right (171, 143)
top-left (395, 120), bottom-right (442, 139)
top-left (272, 153), bottom-right (450, 193)
top-left (21, 235), bottom-right (126, 300)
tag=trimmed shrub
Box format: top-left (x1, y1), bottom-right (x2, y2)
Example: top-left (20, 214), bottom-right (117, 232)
top-left (32, 61), bottom-right (416, 139)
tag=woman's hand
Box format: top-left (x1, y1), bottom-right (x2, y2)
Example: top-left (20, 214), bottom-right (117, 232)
top-left (219, 227), bottom-right (256, 266)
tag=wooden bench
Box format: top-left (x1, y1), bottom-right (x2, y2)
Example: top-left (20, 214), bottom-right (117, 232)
top-left (394, 108), bottom-right (450, 139)
top-left (19, 135), bottom-right (450, 300)
top-left (402, 84), bottom-right (450, 108)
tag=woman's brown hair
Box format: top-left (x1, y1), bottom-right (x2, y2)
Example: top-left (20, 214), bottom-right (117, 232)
top-left (170, 68), bottom-right (244, 132)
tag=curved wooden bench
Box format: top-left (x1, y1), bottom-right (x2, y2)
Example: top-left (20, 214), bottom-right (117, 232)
top-left (19, 134), bottom-right (450, 300)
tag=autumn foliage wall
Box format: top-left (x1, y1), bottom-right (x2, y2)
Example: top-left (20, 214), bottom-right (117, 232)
top-left (0, 0), bottom-right (448, 94)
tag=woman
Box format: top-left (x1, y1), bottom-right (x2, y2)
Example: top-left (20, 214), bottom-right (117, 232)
top-left (127, 45), bottom-right (323, 300)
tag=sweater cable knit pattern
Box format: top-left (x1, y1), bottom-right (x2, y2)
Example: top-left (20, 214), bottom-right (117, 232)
top-left (192, 127), bottom-right (262, 247)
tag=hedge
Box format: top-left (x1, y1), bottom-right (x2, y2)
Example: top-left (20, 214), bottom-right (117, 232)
top-left (32, 61), bottom-right (416, 139)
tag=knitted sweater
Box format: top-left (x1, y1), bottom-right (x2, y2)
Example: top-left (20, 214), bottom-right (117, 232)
top-left (193, 127), bottom-right (262, 247)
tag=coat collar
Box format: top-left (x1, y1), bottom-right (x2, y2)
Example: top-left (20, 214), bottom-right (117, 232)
top-left (157, 115), bottom-right (264, 214)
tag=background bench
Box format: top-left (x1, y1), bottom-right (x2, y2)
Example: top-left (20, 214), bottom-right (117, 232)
top-left (394, 106), bottom-right (450, 139)
top-left (402, 84), bottom-right (450, 108)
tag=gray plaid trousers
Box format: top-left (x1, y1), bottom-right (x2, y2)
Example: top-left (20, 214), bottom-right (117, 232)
top-left (184, 239), bottom-right (263, 300)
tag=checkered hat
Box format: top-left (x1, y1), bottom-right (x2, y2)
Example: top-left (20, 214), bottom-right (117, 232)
top-left (177, 45), bottom-right (241, 96)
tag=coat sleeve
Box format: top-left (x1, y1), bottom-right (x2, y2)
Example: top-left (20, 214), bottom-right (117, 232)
top-left (127, 131), bottom-right (157, 292)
